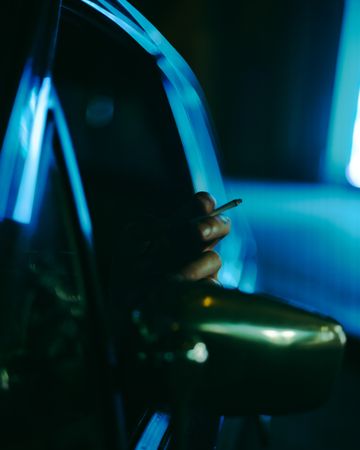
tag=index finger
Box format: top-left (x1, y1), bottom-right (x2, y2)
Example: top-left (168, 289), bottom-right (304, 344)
top-left (172, 191), bottom-right (216, 219)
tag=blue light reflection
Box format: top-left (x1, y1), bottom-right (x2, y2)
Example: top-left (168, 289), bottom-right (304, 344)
top-left (324, 0), bottom-right (360, 185)
top-left (0, 62), bottom-right (35, 221)
top-left (346, 88), bottom-right (360, 186)
top-left (13, 77), bottom-right (51, 223)
top-left (51, 90), bottom-right (94, 243)
top-left (0, 62), bottom-right (53, 225)
top-left (135, 412), bottom-right (170, 450)
top-left (226, 179), bottom-right (360, 337)
top-left (0, 63), bottom-right (93, 244)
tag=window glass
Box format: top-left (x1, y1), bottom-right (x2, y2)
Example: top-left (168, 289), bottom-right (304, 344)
top-left (54, 12), bottom-right (194, 283)
top-left (0, 122), bottom-right (110, 449)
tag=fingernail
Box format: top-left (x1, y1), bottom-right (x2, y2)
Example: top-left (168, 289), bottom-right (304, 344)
top-left (200, 224), bottom-right (212, 238)
top-left (219, 215), bottom-right (230, 224)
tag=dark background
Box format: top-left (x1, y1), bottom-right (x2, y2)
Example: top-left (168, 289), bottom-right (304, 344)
top-left (132, 0), bottom-right (344, 181)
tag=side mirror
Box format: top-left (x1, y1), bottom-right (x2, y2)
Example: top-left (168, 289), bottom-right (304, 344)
top-left (130, 281), bottom-right (346, 415)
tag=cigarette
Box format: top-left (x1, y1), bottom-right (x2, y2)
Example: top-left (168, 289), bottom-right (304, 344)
top-left (192, 198), bottom-right (242, 222)
top-left (207, 198), bottom-right (242, 217)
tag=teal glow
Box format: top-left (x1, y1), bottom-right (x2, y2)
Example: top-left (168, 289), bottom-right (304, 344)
top-left (161, 77), bottom-right (209, 192)
top-left (0, 62), bottom-right (34, 221)
top-left (0, 61), bottom-right (92, 239)
top-left (186, 341), bottom-right (208, 363)
top-left (346, 89), bottom-right (360, 186)
top-left (135, 412), bottom-right (170, 450)
top-left (324, 0), bottom-right (360, 184)
top-left (13, 77), bottom-right (52, 223)
top-left (226, 179), bottom-right (360, 337)
top-left (0, 60), bottom-right (52, 225)
top-left (52, 90), bottom-right (93, 243)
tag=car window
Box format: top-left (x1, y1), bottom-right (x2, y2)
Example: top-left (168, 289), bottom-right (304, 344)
top-left (53, 11), bottom-right (194, 282)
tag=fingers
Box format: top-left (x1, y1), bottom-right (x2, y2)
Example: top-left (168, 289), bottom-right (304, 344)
top-left (178, 250), bottom-right (222, 281)
top-left (116, 192), bottom-right (231, 283)
top-left (173, 191), bottom-right (216, 219)
top-left (161, 214), bottom-right (230, 269)
top-left (149, 204), bottom-right (231, 267)
top-left (195, 215), bottom-right (231, 244)
top-left (174, 192), bottom-right (231, 251)
top-left (194, 191), bottom-right (216, 215)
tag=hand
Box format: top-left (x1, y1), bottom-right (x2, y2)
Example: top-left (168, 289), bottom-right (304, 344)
top-left (170, 191), bottom-right (231, 283)
top-left (108, 192), bottom-right (231, 356)
top-left (118, 192), bottom-right (231, 285)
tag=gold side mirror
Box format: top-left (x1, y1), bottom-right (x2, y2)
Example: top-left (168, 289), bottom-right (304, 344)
top-left (130, 281), bottom-right (346, 415)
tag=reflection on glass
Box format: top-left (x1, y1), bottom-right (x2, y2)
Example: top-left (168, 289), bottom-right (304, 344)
top-left (13, 77), bottom-right (51, 223)
top-left (346, 88), bottom-right (360, 186)
top-left (186, 342), bottom-right (209, 363)
top-left (199, 322), bottom-right (342, 346)
top-left (202, 297), bottom-right (214, 308)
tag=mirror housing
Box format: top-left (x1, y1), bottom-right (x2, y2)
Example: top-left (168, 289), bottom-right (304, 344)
top-left (130, 281), bottom-right (346, 415)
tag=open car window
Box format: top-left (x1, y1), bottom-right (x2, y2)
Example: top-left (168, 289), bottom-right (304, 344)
top-left (53, 5), bottom-right (197, 287)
